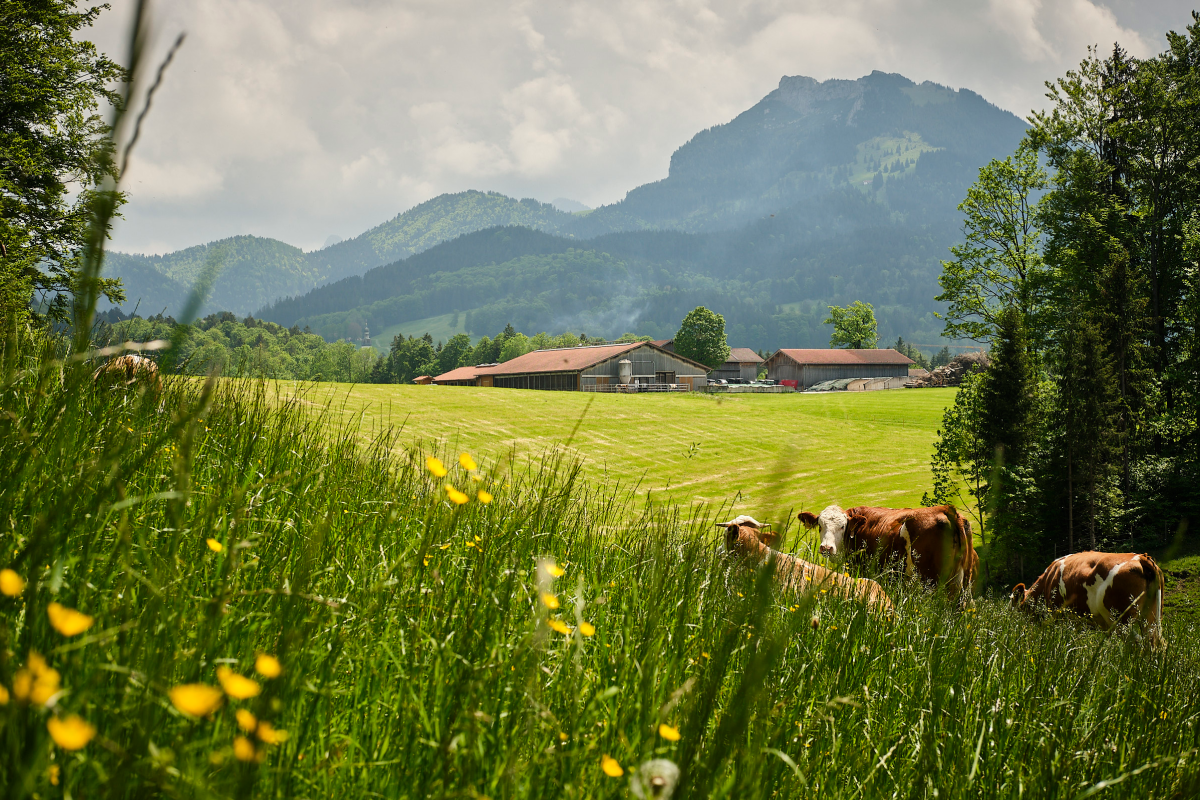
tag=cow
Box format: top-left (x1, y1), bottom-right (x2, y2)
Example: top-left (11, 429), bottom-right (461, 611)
top-left (720, 518), bottom-right (895, 618)
top-left (93, 354), bottom-right (162, 394)
top-left (798, 504), bottom-right (975, 602)
top-left (1010, 552), bottom-right (1165, 650)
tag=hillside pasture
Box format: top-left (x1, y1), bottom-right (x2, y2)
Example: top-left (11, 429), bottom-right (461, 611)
top-left (280, 383), bottom-right (958, 521)
top-left (4, 352), bottom-right (1200, 799)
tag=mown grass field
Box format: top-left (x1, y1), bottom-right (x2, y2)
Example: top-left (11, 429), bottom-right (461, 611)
top-left (282, 383), bottom-right (957, 517)
top-left (6, 344), bottom-right (1200, 799)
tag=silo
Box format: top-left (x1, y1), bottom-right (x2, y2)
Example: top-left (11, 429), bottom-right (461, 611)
top-left (618, 359), bottom-right (632, 385)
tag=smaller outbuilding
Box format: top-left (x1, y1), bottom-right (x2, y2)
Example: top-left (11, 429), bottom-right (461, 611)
top-left (653, 340), bottom-right (763, 382)
top-left (765, 349), bottom-right (914, 390)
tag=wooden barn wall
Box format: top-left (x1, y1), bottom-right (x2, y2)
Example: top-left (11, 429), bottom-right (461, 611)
top-left (580, 346), bottom-right (708, 380)
top-left (766, 359), bottom-right (909, 388)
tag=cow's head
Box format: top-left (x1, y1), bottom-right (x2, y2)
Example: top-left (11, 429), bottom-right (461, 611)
top-left (799, 505), bottom-right (857, 558)
top-left (723, 523), bottom-right (779, 562)
top-left (1010, 583), bottom-right (1030, 611)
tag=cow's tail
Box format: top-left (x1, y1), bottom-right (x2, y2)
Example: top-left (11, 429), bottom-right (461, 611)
top-left (944, 504), bottom-right (972, 605)
top-left (1139, 554), bottom-right (1167, 651)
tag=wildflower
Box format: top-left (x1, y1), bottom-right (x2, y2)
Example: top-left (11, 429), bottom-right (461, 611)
top-left (426, 456), bottom-right (447, 477)
top-left (0, 685), bottom-right (8, 704)
top-left (0, 569), bottom-right (24, 596)
top-left (658, 724), bottom-right (681, 742)
top-left (459, 453), bottom-right (477, 471)
top-left (169, 684), bottom-right (224, 717)
top-left (13, 651), bottom-right (60, 706)
top-left (540, 592), bottom-right (560, 609)
top-left (444, 485), bottom-right (469, 505)
top-left (233, 736), bottom-right (257, 762)
top-left (477, 489), bottom-right (493, 504)
top-left (631, 759), bottom-right (681, 800)
top-left (47, 602), bottom-right (94, 636)
top-left (206, 538), bottom-right (223, 553)
top-left (548, 619), bottom-right (572, 635)
top-left (217, 666), bottom-right (261, 699)
top-left (47, 715), bottom-right (96, 750)
top-left (256, 720), bottom-right (288, 744)
top-left (701, 652), bottom-right (710, 659)
top-left (255, 653), bottom-right (282, 678)
top-left (579, 621), bottom-right (596, 637)
top-left (601, 755), bottom-right (624, 777)
top-left (236, 708), bottom-right (258, 733)
top-left (547, 563), bottom-right (566, 578)
top-left (49, 765), bottom-right (60, 786)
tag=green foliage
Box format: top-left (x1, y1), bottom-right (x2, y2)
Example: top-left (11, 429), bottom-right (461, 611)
top-left (935, 141), bottom-right (1051, 346)
top-left (930, 346), bottom-right (952, 368)
top-left (0, 0), bottom-right (125, 324)
top-left (979, 307), bottom-right (1036, 467)
top-left (923, 371), bottom-right (990, 540)
top-left (5, 330), bottom-right (1200, 797)
top-left (824, 301), bottom-right (879, 349)
top-left (372, 332), bottom-right (435, 383)
top-left (673, 306), bottom-right (730, 369)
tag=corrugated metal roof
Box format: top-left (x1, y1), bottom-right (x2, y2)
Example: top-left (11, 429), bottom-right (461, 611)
top-left (770, 348), bottom-right (914, 366)
top-left (432, 365), bottom-right (493, 382)
top-left (726, 347), bottom-right (764, 363)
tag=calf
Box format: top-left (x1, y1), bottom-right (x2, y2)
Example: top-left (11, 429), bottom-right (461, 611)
top-left (1011, 552), bottom-right (1165, 649)
top-left (721, 520), bottom-right (895, 618)
top-left (93, 354), bottom-right (162, 394)
top-left (799, 504), bottom-right (974, 601)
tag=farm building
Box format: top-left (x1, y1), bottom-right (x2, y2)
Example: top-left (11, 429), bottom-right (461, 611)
top-left (652, 340), bottom-right (763, 382)
top-left (764, 349), bottom-right (914, 390)
top-left (432, 342), bottom-right (710, 391)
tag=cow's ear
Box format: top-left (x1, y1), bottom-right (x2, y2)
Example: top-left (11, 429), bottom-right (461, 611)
top-left (798, 512), bottom-right (818, 529)
top-left (757, 529), bottom-right (781, 548)
top-left (845, 513), bottom-right (865, 533)
top-left (1010, 584), bottom-right (1026, 606)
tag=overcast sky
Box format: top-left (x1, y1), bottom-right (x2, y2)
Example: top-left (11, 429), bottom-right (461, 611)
top-left (90, 0), bottom-right (1194, 255)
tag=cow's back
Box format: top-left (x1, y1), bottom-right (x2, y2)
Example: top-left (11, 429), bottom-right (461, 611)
top-left (845, 505), bottom-right (972, 595)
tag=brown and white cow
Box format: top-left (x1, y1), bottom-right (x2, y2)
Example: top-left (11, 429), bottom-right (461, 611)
top-left (721, 518), bottom-right (895, 618)
top-left (93, 354), bottom-right (162, 394)
top-left (1011, 552), bottom-right (1165, 649)
top-left (798, 504), bottom-right (975, 601)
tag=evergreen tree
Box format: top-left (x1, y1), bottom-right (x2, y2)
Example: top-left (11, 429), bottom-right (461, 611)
top-left (980, 306), bottom-right (1036, 466)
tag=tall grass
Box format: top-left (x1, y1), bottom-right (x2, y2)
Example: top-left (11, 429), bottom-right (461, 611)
top-left (2, 327), bottom-right (1200, 799)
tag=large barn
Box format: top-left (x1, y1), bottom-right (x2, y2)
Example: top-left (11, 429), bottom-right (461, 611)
top-left (433, 342), bottom-right (710, 391)
top-left (764, 349), bottom-right (914, 389)
top-left (652, 340), bottom-right (763, 382)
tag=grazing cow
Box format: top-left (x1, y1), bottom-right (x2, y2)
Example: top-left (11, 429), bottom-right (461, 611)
top-left (1011, 552), bottom-right (1165, 649)
top-left (798, 504), bottom-right (974, 601)
top-left (93, 354), bottom-right (162, 394)
top-left (720, 519), bottom-right (895, 618)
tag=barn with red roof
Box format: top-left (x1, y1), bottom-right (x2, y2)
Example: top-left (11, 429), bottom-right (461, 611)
top-left (764, 348), bottom-right (914, 390)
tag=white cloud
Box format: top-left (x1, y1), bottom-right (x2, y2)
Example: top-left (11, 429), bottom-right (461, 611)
top-left (89, 0), bottom-right (1171, 254)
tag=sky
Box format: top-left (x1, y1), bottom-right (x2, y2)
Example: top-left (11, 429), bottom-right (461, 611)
top-left (89, 0), bottom-right (1195, 255)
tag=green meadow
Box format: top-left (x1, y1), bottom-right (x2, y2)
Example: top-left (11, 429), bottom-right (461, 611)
top-left (281, 384), bottom-right (957, 517)
top-left (7, 348), bottom-right (1200, 798)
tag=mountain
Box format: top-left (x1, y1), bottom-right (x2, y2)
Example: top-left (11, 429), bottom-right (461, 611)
top-left (105, 191), bottom-right (575, 316)
top-left (257, 71), bottom-right (1028, 352)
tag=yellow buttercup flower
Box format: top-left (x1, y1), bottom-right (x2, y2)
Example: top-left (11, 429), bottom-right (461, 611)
top-left (444, 485), bottom-right (469, 505)
top-left (47, 602), bottom-right (94, 636)
top-left (426, 456), bottom-right (447, 477)
top-left (546, 563), bottom-right (565, 578)
top-left (256, 721), bottom-right (288, 744)
top-left (13, 652), bottom-right (60, 706)
top-left (236, 708), bottom-right (258, 733)
top-left (477, 490), bottom-right (493, 504)
top-left (548, 619), bottom-right (572, 635)
top-left (0, 685), bottom-right (8, 704)
top-left (601, 755), bottom-right (624, 777)
top-left (206, 538), bottom-right (223, 553)
top-left (0, 569), bottom-right (24, 596)
top-left (658, 723), bottom-right (681, 741)
top-left (217, 666), bottom-right (261, 699)
top-left (459, 453), bottom-right (477, 471)
top-left (579, 621), bottom-right (596, 637)
top-left (233, 736), bottom-right (257, 762)
top-left (540, 592), bottom-right (560, 609)
top-left (255, 653), bottom-right (282, 678)
top-left (169, 684), bottom-right (224, 717)
top-left (47, 715), bottom-right (96, 750)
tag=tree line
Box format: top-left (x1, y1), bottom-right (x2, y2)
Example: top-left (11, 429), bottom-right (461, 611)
top-left (927, 22), bottom-right (1200, 582)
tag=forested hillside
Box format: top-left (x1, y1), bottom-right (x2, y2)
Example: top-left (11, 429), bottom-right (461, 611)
top-left (104, 193), bottom-right (575, 316)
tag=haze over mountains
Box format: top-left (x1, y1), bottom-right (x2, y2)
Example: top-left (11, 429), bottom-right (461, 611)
top-left (104, 71), bottom-right (1028, 351)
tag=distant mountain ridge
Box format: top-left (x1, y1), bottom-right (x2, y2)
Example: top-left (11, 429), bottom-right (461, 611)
top-left (111, 71), bottom-right (1029, 350)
